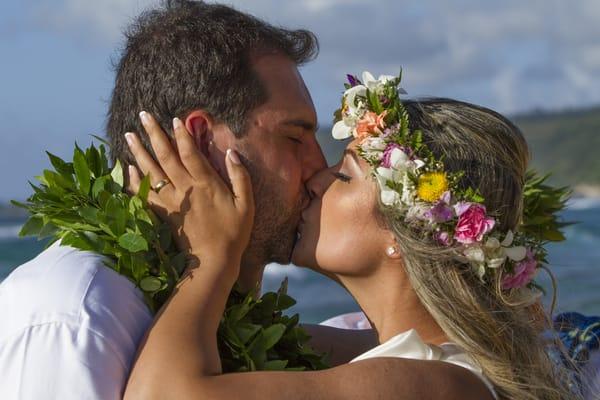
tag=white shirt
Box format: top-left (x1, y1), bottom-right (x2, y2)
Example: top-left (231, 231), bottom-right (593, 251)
top-left (0, 242), bottom-right (152, 400)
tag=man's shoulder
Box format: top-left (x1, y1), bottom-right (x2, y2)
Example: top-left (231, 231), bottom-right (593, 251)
top-left (0, 242), bottom-right (152, 346)
top-left (0, 243), bottom-right (153, 399)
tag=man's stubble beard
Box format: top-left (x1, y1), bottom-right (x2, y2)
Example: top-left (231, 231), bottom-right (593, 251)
top-left (239, 149), bottom-right (304, 269)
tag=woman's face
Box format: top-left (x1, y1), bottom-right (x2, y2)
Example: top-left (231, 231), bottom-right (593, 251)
top-left (291, 139), bottom-right (391, 276)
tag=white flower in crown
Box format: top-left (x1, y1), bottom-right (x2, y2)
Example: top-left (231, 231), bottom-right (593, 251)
top-left (332, 84), bottom-right (368, 139)
top-left (400, 173), bottom-right (416, 205)
top-left (360, 137), bottom-right (387, 159)
top-left (463, 245), bottom-right (487, 279)
top-left (459, 230), bottom-right (528, 279)
top-left (380, 187), bottom-right (401, 206)
top-left (362, 71), bottom-right (396, 94)
top-left (332, 71), bottom-right (402, 140)
top-left (380, 144), bottom-right (425, 172)
top-left (483, 230), bottom-right (527, 269)
top-left (375, 167), bottom-right (401, 206)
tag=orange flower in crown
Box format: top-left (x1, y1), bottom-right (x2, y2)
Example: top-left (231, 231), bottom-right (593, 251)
top-left (355, 110), bottom-right (388, 140)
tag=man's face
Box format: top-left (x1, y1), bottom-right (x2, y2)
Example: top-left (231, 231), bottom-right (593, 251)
top-left (236, 54), bottom-right (326, 266)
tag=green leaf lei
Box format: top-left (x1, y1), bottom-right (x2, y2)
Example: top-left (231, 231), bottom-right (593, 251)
top-left (13, 140), bottom-right (329, 372)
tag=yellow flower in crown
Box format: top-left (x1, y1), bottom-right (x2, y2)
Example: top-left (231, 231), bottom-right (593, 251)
top-left (417, 172), bottom-right (448, 202)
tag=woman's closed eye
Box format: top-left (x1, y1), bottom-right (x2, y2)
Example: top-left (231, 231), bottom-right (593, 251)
top-left (332, 172), bottom-right (352, 183)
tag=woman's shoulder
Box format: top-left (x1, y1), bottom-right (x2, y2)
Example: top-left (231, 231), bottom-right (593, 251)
top-left (315, 355), bottom-right (496, 400)
top-left (348, 329), bottom-right (497, 399)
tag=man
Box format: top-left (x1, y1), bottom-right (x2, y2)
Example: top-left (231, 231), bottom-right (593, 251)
top-left (0, 1), bottom-right (328, 398)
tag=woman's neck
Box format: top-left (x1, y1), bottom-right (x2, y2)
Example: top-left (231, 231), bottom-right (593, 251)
top-left (339, 264), bottom-right (448, 346)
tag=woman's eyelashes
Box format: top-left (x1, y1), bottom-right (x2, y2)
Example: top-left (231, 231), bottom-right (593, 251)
top-left (332, 171), bottom-right (352, 183)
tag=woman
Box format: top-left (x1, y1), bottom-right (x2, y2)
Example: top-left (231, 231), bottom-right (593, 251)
top-left (122, 73), bottom-right (579, 399)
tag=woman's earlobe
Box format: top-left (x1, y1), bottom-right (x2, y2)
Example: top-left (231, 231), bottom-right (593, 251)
top-left (384, 236), bottom-right (402, 259)
top-left (386, 246), bottom-right (399, 257)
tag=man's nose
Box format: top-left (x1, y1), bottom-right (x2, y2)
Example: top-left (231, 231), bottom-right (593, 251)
top-left (301, 138), bottom-right (327, 183)
top-left (305, 165), bottom-right (329, 200)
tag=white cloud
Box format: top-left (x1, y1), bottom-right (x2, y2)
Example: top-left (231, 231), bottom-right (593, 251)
top-left (30, 0), bottom-right (158, 43)
top-left (25, 0), bottom-right (600, 114)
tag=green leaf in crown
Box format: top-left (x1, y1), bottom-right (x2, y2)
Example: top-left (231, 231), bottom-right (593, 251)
top-left (12, 140), bottom-right (329, 372)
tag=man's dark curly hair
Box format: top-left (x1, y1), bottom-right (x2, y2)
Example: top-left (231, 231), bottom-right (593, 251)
top-left (106, 0), bottom-right (318, 166)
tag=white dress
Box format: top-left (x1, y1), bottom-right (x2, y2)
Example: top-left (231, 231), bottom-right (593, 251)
top-left (350, 329), bottom-right (498, 399)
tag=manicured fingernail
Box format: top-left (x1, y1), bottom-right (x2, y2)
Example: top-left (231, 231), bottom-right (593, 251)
top-left (139, 111), bottom-right (149, 124)
top-left (173, 117), bottom-right (183, 130)
top-left (227, 149), bottom-right (240, 165)
top-left (125, 132), bottom-right (134, 146)
top-left (128, 165), bottom-right (137, 177)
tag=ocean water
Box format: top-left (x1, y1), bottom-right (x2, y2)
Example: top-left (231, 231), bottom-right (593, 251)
top-left (1, 200), bottom-right (599, 323)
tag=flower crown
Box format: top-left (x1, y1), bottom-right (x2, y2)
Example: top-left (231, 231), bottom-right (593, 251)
top-left (332, 70), bottom-right (561, 295)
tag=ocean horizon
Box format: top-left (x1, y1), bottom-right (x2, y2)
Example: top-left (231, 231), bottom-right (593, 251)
top-left (1, 197), bottom-right (600, 323)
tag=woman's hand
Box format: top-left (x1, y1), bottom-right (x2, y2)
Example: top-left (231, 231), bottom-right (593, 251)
top-left (124, 111), bottom-right (255, 276)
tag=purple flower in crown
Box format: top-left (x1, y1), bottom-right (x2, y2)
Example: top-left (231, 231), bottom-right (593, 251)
top-left (346, 74), bottom-right (361, 87)
top-left (381, 143), bottom-right (414, 168)
top-left (434, 231), bottom-right (452, 246)
top-left (382, 123), bottom-right (399, 138)
top-left (381, 143), bottom-right (402, 168)
top-left (453, 202), bottom-right (495, 244)
top-left (424, 191), bottom-right (454, 223)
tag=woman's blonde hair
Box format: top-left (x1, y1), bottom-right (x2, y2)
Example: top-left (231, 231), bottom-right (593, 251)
top-left (380, 98), bottom-right (581, 400)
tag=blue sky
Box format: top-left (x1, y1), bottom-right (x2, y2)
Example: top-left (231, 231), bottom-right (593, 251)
top-left (2, 0), bottom-right (600, 202)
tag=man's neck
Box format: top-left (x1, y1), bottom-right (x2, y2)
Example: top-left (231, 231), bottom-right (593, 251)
top-left (236, 261), bottom-right (266, 294)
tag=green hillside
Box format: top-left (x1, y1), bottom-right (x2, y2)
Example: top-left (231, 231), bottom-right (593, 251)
top-left (513, 107), bottom-right (600, 188)
top-left (317, 106), bottom-right (600, 191)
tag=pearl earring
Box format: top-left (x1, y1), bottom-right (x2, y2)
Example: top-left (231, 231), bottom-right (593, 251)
top-left (386, 246), bottom-right (398, 256)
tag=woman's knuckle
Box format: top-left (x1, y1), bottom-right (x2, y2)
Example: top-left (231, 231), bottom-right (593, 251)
top-left (156, 150), bottom-right (171, 164)
top-left (179, 147), bottom-right (194, 160)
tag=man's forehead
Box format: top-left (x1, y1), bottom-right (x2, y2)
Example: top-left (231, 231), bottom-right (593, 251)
top-left (253, 55), bottom-right (312, 99)
top-left (251, 54), bottom-right (317, 128)
top-left (281, 118), bottom-right (318, 132)
top-left (252, 107), bottom-right (318, 133)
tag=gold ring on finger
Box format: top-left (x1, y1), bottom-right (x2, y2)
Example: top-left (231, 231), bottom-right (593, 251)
top-left (153, 178), bottom-right (171, 193)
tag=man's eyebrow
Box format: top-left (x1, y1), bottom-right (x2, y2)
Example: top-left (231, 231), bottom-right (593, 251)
top-left (281, 118), bottom-right (318, 132)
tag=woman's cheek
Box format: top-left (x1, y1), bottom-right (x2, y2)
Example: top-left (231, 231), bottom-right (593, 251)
top-left (315, 231), bottom-right (362, 274)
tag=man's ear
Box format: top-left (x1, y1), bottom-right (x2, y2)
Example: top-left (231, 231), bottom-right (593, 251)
top-left (184, 110), bottom-right (214, 158)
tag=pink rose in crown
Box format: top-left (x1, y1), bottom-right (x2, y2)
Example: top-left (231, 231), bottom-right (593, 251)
top-left (453, 202), bottom-right (495, 244)
top-left (501, 250), bottom-right (537, 290)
